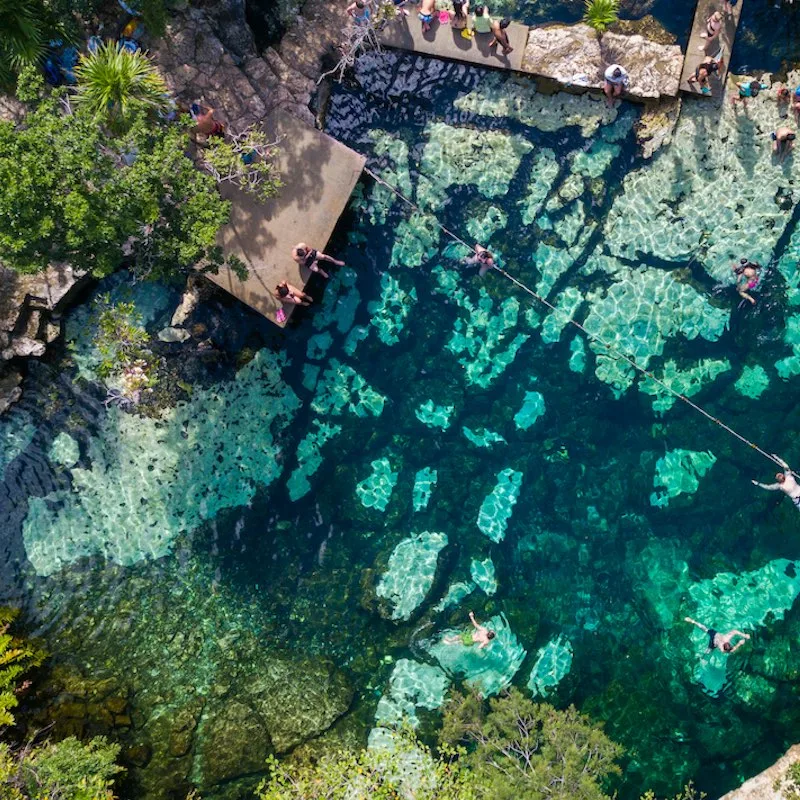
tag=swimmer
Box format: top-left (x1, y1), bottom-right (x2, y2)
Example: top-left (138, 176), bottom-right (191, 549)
top-left (444, 611), bottom-right (496, 649)
top-left (752, 455), bottom-right (800, 510)
top-left (464, 244), bottom-right (495, 277)
top-left (731, 257), bottom-right (760, 305)
top-left (684, 618), bottom-right (751, 653)
top-left (772, 126), bottom-right (796, 163)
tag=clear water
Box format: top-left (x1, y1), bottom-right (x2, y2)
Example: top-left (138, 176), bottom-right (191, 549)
top-left (4, 18), bottom-right (800, 800)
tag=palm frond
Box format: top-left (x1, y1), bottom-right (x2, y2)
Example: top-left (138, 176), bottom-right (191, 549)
top-left (583, 0), bottom-right (619, 32)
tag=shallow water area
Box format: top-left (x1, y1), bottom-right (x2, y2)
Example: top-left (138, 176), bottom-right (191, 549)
top-left (5, 33), bottom-right (800, 800)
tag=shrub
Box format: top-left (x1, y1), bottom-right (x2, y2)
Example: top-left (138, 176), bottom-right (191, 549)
top-left (583, 0), bottom-right (619, 32)
top-left (0, 608), bottom-right (45, 729)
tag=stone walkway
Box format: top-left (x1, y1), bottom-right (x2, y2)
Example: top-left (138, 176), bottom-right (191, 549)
top-left (207, 110), bottom-right (365, 328)
top-left (680, 0), bottom-right (743, 97)
top-left (380, 17), bottom-right (683, 101)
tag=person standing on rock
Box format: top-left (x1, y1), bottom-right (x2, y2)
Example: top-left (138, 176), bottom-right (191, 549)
top-left (489, 17), bottom-right (513, 55)
top-left (771, 126), bottom-right (796, 163)
top-left (752, 455), bottom-right (800, 509)
top-left (347, 0), bottom-right (371, 23)
top-left (684, 618), bottom-right (751, 653)
top-left (603, 64), bottom-right (629, 106)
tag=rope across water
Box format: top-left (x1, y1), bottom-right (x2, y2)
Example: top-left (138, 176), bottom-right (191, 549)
top-left (363, 166), bottom-right (795, 477)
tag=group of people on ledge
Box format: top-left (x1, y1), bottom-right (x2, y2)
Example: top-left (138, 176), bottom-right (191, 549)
top-left (415, 0), bottom-right (515, 54)
top-left (273, 243), bottom-right (345, 317)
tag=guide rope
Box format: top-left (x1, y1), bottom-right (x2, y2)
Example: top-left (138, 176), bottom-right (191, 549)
top-left (363, 166), bottom-right (796, 478)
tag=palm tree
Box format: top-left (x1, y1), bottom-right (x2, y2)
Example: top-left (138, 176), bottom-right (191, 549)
top-left (74, 41), bottom-right (169, 131)
top-left (583, 0), bottom-right (619, 33)
top-left (0, 0), bottom-right (47, 86)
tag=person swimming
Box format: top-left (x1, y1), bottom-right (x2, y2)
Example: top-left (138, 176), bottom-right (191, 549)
top-left (444, 610), bottom-right (496, 649)
top-left (684, 617), bottom-right (751, 653)
top-left (732, 257), bottom-right (761, 305)
top-left (752, 455), bottom-right (800, 510)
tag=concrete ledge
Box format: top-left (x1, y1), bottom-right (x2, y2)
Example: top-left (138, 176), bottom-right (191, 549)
top-left (380, 15), bottom-right (528, 71)
top-left (207, 110), bottom-right (365, 327)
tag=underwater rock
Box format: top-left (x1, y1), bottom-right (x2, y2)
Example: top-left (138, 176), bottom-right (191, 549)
top-left (519, 149), bottom-right (560, 226)
top-left (527, 635), bottom-right (574, 698)
top-left (541, 286), bottom-right (582, 341)
top-left (312, 359), bottom-right (386, 419)
top-left (583, 265), bottom-right (728, 395)
top-left (513, 391), bottom-right (546, 431)
top-left (0, 368), bottom-right (22, 416)
top-left (686, 559), bottom-right (800, 695)
top-left (286, 419), bottom-right (342, 502)
top-left (636, 97), bottom-right (682, 159)
top-left (427, 613), bottom-right (527, 697)
top-left (650, 448), bottom-right (716, 508)
top-left (477, 468), bottom-right (523, 542)
top-left (465, 205), bottom-right (508, 244)
top-left (414, 400), bottom-right (454, 430)
top-left (639, 358), bottom-right (731, 414)
top-left (363, 130), bottom-right (413, 226)
top-left (734, 365), bottom-right (770, 399)
top-left (390, 212), bottom-right (440, 269)
top-left (22, 350), bottom-right (300, 575)
top-left (417, 122), bottom-right (533, 209)
top-left (720, 744), bottom-right (800, 800)
top-left (462, 427), bottom-right (507, 448)
top-left (312, 268), bottom-right (361, 337)
top-left (569, 336), bottom-right (587, 373)
top-left (433, 581), bottom-right (475, 613)
top-left (368, 273), bottom-right (417, 346)
top-left (374, 659), bottom-right (450, 728)
top-left (356, 457), bottom-right (398, 512)
top-left (376, 531), bottom-right (449, 620)
top-left (49, 432), bottom-right (80, 469)
top-left (628, 538), bottom-right (690, 630)
top-left (157, 326), bottom-right (191, 343)
top-left (412, 467), bottom-right (438, 511)
top-left (470, 557), bottom-right (497, 596)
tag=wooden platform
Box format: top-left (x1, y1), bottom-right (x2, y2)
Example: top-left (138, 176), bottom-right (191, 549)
top-left (379, 14), bottom-right (528, 71)
top-left (680, 0), bottom-right (743, 98)
top-left (208, 110), bottom-right (365, 327)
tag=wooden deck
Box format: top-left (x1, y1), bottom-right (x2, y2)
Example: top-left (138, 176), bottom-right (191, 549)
top-left (379, 14), bottom-right (528, 71)
top-left (680, 0), bottom-right (743, 98)
top-left (208, 110), bottom-right (365, 327)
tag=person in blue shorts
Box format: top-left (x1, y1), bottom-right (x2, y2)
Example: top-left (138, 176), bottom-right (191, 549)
top-left (346, 0), bottom-right (370, 23)
top-left (418, 0), bottom-right (435, 31)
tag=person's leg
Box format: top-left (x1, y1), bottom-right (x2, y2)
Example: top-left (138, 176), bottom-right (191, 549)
top-left (603, 80), bottom-right (613, 105)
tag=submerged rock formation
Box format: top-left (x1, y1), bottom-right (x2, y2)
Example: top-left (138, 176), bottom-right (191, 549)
top-left (720, 744), bottom-right (800, 799)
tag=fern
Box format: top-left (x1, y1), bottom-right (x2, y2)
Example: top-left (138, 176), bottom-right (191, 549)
top-left (583, 0), bottom-right (619, 32)
top-left (74, 41), bottom-right (169, 132)
top-left (0, 608), bottom-right (46, 728)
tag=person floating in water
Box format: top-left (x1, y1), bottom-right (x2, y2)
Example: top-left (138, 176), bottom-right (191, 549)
top-left (752, 455), bottom-right (800, 509)
top-left (444, 611), bottom-right (496, 649)
top-left (464, 244), bottom-right (495, 277)
top-left (684, 617), bottom-right (751, 653)
top-left (731, 257), bottom-right (761, 305)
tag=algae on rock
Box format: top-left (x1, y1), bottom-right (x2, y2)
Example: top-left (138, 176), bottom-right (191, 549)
top-left (650, 448), bottom-right (716, 508)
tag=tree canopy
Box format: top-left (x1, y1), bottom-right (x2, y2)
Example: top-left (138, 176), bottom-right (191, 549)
top-left (0, 98), bottom-right (230, 280)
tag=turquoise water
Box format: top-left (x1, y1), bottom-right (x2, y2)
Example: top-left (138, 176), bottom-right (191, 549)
top-left (5, 40), bottom-right (800, 800)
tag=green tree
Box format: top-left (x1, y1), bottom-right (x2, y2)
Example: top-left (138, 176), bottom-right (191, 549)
top-left (440, 688), bottom-right (623, 800)
top-left (0, 98), bottom-right (231, 280)
top-left (73, 42), bottom-right (169, 132)
top-left (583, 0), bottom-right (619, 32)
top-left (258, 732), bottom-right (477, 800)
top-left (0, 609), bottom-right (45, 728)
top-left (0, 0), bottom-right (48, 87)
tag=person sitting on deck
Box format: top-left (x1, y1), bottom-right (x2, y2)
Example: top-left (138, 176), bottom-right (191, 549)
top-left (291, 243), bottom-right (344, 279)
top-left (731, 258), bottom-right (761, 305)
top-left (418, 0), bottom-right (436, 32)
top-left (444, 611), bottom-right (496, 649)
top-left (684, 618), bottom-right (751, 653)
top-left (275, 281), bottom-right (312, 306)
top-left (752, 455), bottom-right (800, 509)
top-left (192, 104), bottom-right (225, 137)
top-left (687, 58), bottom-right (723, 94)
top-left (451, 0), bottom-right (470, 31)
top-left (489, 17), bottom-right (513, 55)
top-left (698, 10), bottom-right (723, 51)
top-left (347, 0), bottom-right (371, 23)
top-left (772, 126), bottom-right (796, 163)
top-left (471, 5), bottom-right (492, 34)
top-left (464, 244), bottom-right (495, 276)
top-left (603, 64), bottom-right (629, 107)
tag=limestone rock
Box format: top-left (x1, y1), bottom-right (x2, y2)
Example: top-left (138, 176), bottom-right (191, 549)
top-left (0, 369), bottom-right (22, 415)
top-left (171, 285), bottom-right (201, 327)
top-left (193, 699), bottom-right (272, 785)
top-left (5, 337), bottom-right (45, 359)
top-left (521, 23), bottom-right (682, 100)
top-left (158, 326), bottom-right (191, 343)
top-left (720, 744), bottom-right (800, 799)
top-left (636, 96), bottom-right (682, 158)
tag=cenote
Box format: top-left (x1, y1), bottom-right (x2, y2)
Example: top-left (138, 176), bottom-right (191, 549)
top-left (4, 2), bottom-right (800, 799)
